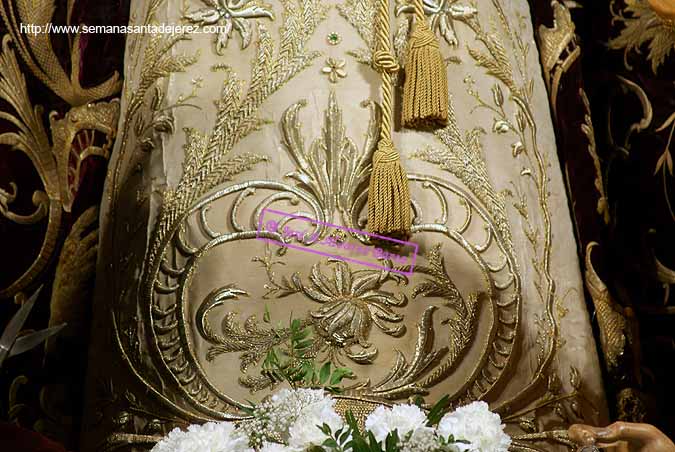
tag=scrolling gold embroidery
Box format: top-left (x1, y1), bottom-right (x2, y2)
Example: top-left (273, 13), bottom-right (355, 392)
top-left (121, 0), bottom-right (329, 419)
top-left (579, 88), bottom-right (610, 225)
top-left (537, 1), bottom-right (579, 120)
top-left (609, 0), bottom-right (675, 74)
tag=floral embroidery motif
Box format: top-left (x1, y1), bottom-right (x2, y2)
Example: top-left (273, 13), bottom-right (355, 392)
top-left (395, 0), bottom-right (477, 46)
top-left (303, 260), bottom-right (407, 363)
top-left (321, 57), bottom-right (348, 83)
top-left (609, 0), bottom-right (675, 73)
top-left (183, 0), bottom-right (274, 54)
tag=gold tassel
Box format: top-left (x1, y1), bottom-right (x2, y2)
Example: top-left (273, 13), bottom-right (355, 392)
top-left (402, 1), bottom-right (449, 130)
top-left (368, 0), bottom-right (411, 240)
top-left (367, 138), bottom-right (411, 240)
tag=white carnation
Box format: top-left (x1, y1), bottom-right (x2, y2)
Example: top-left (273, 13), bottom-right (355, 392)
top-left (365, 404), bottom-right (428, 443)
top-left (259, 442), bottom-right (293, 452)
top-left (438, 401), bottom-right (511, 452)
top-left (287, 389), bottom-right (344, 450)
top-left (241, 388), bottom-right (331, 446)
top-left (400, 426), bottom-right (439, 452)
top-left (151, 421), bottom-right (251, 452)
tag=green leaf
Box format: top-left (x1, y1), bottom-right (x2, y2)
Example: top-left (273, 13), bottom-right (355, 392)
top-left (319, 361), bottom-right (331, 384)
top-left (320, 423), bottom-right (332, 435)
top-left (345, 411), bottom-right (357, 429)
top-left (367, 431), bottom-right (383, 452)
top-left (385, 431), bottom-right (398, 452)
top-left (290, 318), bottom-right (303, 330)
top-left (426, 394), bottom-right (451, 426)
top-left (339, 428), bottom-right (352, 445)
top-left (330, 367), bottom-right (354, 385)
top-left (263, 304), bottom-right (271, 323)
top-left (296, 339), bottom-right (313, 350)
top-left (323, 438), bottom-right (339, 449)
top-left (240, 402), bottom-right (256, 416)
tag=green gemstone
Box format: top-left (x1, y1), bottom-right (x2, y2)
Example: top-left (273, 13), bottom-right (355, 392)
top-left (327, 32), bottom-right (341, 45)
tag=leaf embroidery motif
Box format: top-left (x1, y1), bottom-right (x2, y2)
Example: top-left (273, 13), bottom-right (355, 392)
top-left (183, 0), bottom-right (275, 53)
top-left (609, 0), bottom-right (675, 73)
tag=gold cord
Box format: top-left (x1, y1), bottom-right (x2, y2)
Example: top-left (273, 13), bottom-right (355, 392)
top-left (367, 0), bottom-right (412, 240)
top-left (373, 0), bottom-right (399, 141)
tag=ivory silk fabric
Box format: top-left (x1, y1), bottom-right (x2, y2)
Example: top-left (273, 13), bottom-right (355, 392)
top-left (83, 0), bottom-right (608, 449)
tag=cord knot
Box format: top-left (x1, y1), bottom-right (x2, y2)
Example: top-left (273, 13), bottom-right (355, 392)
top-left (373, 139), bottom-right (400, 165)
top-left (373, 50), bottom-right (400, 75)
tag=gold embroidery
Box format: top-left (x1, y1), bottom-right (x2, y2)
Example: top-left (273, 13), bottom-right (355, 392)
top-left (128, 87), bottom-right (521, 414)
top-left (182, 0), bottom-right (274, 54)
top-left (359, 305), bottom-right (446, 400)
top-left (253, 245), bottom-right (303, 299)
top-left (321, 57), bottom-right (348, 83)
top-left (609, 0), bottom-right (675, 73)
top-left (0, 0), bottom-right (120, 105)
top-left (412, 96), bottom-right (513, 248)
top-left (196, 286), bottom-right (286, 377)
top-left (395, 0), bottom-right (477, 47)
top-left (123, 0), bottom-right (329, 419)
top-left (655, 253), bottom-right (675, 305)
top-left (654, 111), bottom-right (675, 221)
top-left (280, 91), bottom-right (378, 232)
top-left (579, 88), bottom-right (610, 224)
top-left (107, 5), bottom-right (200, 260)
top-left (0, 32), bottom-right (120, 297)
top-left (456, 0), bottom-right (563, 421)
top-left (46, 206), bottom-right (99, 353)
top-left (616, 387), bottom-right (646, 422)
top-left (96, 2), bottom-right (600, 448)
top-left (338, 0), bottom-right (376, 65)
top-left (537, 1), bottom-right (579, 119)
top-left (49, 100), bottom-right (121, 212)
top-left (584, 242), bottom-right (628, 373)
top-left (407, 245), bottom-right (479, 392)
top-left (304, 260), bottom-right (408, 363)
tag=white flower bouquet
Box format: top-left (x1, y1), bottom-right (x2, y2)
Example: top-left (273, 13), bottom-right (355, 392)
top-left (151, 388), bottom-right (511, 452)
top-left (152, 318), bottom-right (511, 452)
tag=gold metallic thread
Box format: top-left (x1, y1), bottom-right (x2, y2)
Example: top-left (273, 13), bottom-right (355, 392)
top-left (402, 0), bottom-right (449, 129)
top-left (367, 0), bottom-right (411, 239)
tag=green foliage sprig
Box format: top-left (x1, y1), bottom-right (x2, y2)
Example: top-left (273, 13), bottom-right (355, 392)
top-left (261, 312), bottom-right (354, 393)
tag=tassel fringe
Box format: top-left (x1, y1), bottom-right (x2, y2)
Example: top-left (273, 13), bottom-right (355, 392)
top-left (402, 21), bottom-right (449, 130)
top-left (367, 139), bottom-right (412, 240)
